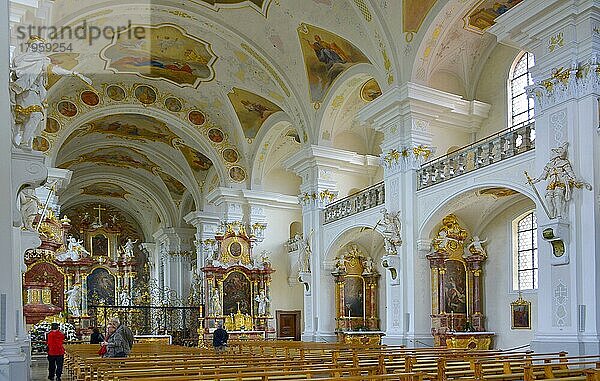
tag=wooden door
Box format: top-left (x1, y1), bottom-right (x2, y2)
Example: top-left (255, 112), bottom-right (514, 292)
top-left (276, 310), bottom-right (301, 341)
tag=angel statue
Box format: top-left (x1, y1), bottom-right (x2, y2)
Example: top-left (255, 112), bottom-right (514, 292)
top-left (211, 288), bottom-right (222, 316)
top-left (10, 35), bottom-right (92, 149)
top-left (380, 209), bottom-right (402, 254)
top-left (57, 236), bottom-right (90, 261)
top-left (123, 238), bottom-right (138, 258)
top-left (65, 284), bottom-right (82, 317)
top-left (465, 236), bottom-right (487, 257)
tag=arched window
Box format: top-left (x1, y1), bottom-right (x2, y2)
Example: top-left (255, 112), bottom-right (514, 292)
top-left (509, 52), bottom-right (535, 128)
top-left (513, 211), bottom-right (538, 291)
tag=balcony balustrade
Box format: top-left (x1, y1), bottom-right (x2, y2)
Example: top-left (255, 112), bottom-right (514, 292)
top-left (323, 182), bottom-right (385, 225)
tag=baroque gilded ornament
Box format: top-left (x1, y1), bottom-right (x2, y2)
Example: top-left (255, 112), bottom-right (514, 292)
top-left (381, 145), bottom-right (433, 170)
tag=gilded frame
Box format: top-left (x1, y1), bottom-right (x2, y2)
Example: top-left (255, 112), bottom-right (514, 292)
top-left (511, 298), bottom-right (531, 329)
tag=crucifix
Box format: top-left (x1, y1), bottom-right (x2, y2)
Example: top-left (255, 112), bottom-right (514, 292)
top-left (94, 204), bottom-right (106, 225)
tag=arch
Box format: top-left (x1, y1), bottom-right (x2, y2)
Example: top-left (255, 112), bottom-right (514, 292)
top-left (46, 104), bottom-right (230, 186)
top-left (323, 225), bottom-right (386, 263)
top-left (418, 182), bottom-right (539, 240)
top-left (289, 221), bottom-right (302, 238)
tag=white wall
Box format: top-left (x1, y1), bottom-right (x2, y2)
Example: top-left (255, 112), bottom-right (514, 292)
top-left (481, 199), bottom-right (538, 349)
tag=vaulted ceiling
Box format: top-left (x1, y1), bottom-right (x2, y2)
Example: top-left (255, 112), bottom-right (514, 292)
top-left (15, 0), bottom-right (518, 233)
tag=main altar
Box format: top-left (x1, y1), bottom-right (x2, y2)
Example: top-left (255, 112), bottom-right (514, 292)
top-left (201, 222), bottom-right (274, 342)
top-left (23, 204), bottom-right (142, 331)
top-left (427, 215), bottom-right (494, 349)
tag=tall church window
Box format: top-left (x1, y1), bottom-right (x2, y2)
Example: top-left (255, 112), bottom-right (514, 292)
top-left (509, 52), bottom-right (535, 128)
top-left (514, 211), bottom-right (538, 290)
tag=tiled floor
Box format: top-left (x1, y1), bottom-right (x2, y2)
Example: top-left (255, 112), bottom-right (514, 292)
top-left (31, 355), bottom-right (49, 381)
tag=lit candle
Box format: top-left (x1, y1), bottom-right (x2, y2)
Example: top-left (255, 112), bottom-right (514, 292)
top-left (451, 311), bottom-right (454, 331)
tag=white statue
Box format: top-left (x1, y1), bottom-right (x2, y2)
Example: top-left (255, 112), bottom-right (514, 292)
top-left (297, 230), bottom-right (313, 273)
top-left (123, 238), bottom-right (138, 258)
top-left (10, 36), bottom-right (92, 149)
top-left (362, 256), bottom-right (374, 274)
top-left (381, 209), bottom-right (402, 254)
top-left (433, 230), bottom-right (458, 251)
top-left (530, 142), bottom-right (592, 219)
top-left (255, 290), bottom-right (269, 316)
top-left (119, 289), bottom-right (131, 306)
top-left (65, 284), bottom-right (82, 317)
top-left (18, 187), bottom-right (41, 231)
top-left (466, 236), bottom-right (487, 257)
top-left (57, 236), bottom-right (90, 261)
top-left (334, 255), bottom-right (346, 272)
top-left (211, 288), bottom-right (222, 316)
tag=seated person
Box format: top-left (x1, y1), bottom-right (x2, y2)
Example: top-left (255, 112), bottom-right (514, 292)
top-left (212, 324), bottom-right (228, 353)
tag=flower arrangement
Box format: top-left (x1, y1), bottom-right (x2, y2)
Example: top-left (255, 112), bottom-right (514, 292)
top-left (30, 318), bottom-right (77, 353)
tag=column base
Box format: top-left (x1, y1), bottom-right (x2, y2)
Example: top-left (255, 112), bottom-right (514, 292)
top-left (0, 339), bottom-right (30, 381)
top-left (315, 331), bottom-right (337, 343)
top-left (531, 333), bottom-right (600, 355)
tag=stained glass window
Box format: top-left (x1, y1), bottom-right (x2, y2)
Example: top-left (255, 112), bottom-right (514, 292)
top-left (515, 211), bottom-right (538, 290)
top-left (509, 52), bottom-right (535, 128)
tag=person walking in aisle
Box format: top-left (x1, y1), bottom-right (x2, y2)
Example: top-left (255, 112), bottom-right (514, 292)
top-left (46, 323), bottom-right (65, 381)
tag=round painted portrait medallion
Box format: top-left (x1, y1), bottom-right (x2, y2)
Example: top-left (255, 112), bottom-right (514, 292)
top-left (134, 85), bottom-right (157, 105)
top-left (222, 148), bottom-right (239, 163)
top-left (57, 101), bottom-right (77, 117)
top-left (208, 128), bottom-right (224, 143)
top-left (164, 97), bottom-right (183, 112)
top-left (44, 117), bottom-right (60, 133)
top-left (80, 90), bottom-right (100, 106)
top-left (188, 110), bottom-right (206, 126)
top-left (229, 166), bottom-right (246, 182)
top-left (106, 85), bottom-right (126, 101)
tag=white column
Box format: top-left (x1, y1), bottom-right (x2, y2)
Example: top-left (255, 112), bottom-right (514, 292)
top-left (489, 0), bottom-right (600, 355)
top-left (184, 211), bottom-right (220, 271)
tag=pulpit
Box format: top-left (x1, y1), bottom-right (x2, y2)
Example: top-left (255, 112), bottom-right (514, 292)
top-left (332, 244), bottom-right (382, 343)
top-left (427, 215), bottom-right (494, 348)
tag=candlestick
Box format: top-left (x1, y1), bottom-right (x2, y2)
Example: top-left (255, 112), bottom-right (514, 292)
top-left (450, 311), bottom-right (454, 332)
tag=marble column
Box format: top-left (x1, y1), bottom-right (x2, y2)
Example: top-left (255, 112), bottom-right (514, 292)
top-left (489, 0), bottom-right (600, 355)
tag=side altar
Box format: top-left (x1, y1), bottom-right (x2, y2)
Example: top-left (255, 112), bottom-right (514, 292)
top-left (23, 204), bottom-right (141, 330)
top-left (427, 215), bottom-right (494, 349)
top-left (201, 222), bottom-right (274, 341)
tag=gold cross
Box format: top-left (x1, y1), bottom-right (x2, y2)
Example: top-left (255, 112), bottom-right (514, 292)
top-left (94, 204), bottom-right (106, 224)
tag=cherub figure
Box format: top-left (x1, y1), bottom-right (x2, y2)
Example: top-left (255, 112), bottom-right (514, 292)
top-left (466, 236), bottom-right (487, 257)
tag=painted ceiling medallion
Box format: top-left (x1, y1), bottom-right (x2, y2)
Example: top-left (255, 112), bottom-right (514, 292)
top-left (188, 0), bottom-right (273, 16)
top-left (165, 97), bottom-right (183, 112)
top-left (464, 0), bottom-right (523, 33)
top-left (81, 90), bottom-right (100, 106)
top-left (101, 24), bottom-right (217, 88)
top-left (360, 79), bottom-right (382, 102)
top-left (222, 148), bottom-right (239, 163)
top-left (298, 23), bottom-right (371, 104)
top-left (227, 87), bottom-right (281, 140)
top-left (188, 110), bottom-right (206, 125)
top-left (229, 166), bottom-right (246, 182)
top-left (208, 128), bottom-right (224, 143)
top-left (57, 100), bottom-right (78, 117)
top-left (134, 85), bottom-right (157, 105)
top-left (44, 118), bottom-right (60, 133)
top-left (32, 136), bottom-right (50, 152)
top-left (106, 85), bottom-right (126, 101)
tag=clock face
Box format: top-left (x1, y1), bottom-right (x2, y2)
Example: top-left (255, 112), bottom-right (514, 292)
top-left (229, 241), bottom-right (242, 257)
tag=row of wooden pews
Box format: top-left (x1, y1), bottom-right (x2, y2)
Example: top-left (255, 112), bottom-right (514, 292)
top-left (63, 340), bottom-right (600, 381)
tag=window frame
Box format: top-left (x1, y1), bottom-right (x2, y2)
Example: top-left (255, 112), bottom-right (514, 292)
top-left (507, 51), bottom-right (535, 129)
top-left (511, 210), bottom-right (538, 292)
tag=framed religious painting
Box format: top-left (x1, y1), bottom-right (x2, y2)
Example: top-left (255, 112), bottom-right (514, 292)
top-left (511, 297), bottom-right (531, 329)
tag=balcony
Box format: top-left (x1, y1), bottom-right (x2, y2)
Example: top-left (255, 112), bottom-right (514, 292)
top-left (417, 123), bottom-right (535, 190)
top-left (323, 182), bottom-right (385, 225)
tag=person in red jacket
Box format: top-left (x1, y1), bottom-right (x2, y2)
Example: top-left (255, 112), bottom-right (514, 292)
top-left (46, 323), bottom-right (65, 381)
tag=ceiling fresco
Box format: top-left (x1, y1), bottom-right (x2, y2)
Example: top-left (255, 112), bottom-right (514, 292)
top-left (190, 0), bottom-right (273, 15)
top-left (63, 114), bottom-right (181, 147)
top-left (298, 23), bottom-right (371, 106)
top-left (464, 0), bottom-right (523, 33)
top-left (101, 24), bottom-right (217, 88)
top-left (179, 145), bottom-right (213, 172)
top-left (227, 87), bottom-right (282, 141)
top-left (59, 146), bottom-right (160, 173)
top-left (81, 183), bottom-right (130, 199)
top-left (403, 0), bottom-right (438, 35)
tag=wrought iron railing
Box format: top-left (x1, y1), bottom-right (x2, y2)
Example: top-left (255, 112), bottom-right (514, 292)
top-left (88, 304), bottom-right (204, 346)
top-left (323, 182), bottom-right (385, 224)
top-left (417, 122), bottom-right (535, 190)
